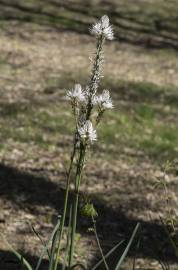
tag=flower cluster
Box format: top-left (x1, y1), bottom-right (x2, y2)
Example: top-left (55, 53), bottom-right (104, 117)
top-left (66, 15), bottom-right (114, 145)
top-left (81, 203), bottom-right (98, 218)
top-left (67, 84), bottom-right (85, 103)
top-left (66, 85), bottom-right (113, 143)
top-left (78, 120), bottom-right (97, 143)
top-left (93, 89), bottom-right (113, 110)
top-left (90, 15), bottom-right (114, 40)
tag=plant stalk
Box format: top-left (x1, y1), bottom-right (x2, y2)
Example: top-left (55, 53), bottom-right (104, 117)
top-left (52, 138), bottom-right (77, 270)
top-left (68, 33), bottom-right (105, 268)
top-left (68, 144), bottom-right (86, 267)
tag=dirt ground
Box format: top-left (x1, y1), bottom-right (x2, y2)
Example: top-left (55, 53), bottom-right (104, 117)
top-left (0, 1), bottom-right (178, 269)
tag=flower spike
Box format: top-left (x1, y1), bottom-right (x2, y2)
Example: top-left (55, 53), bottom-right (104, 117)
top-left (90, 15), bottom-right (114, 40)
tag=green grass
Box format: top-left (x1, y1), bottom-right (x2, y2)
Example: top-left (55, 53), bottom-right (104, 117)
top-left (0, 78), bottom-right (178, 162)
top-left (98, 106), bottom-right (178, 161)
top-left (0, 101), bottom-right (74, 150)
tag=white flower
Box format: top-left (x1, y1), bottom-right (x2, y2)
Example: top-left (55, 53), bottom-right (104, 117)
top-left (90, 15), bottom-right (114, 40)
top-left (93, 89), bottom-right (113, 109)
top-left (103, 26), bottom-right (114, 41)
top-left (90, 22), bottom-right (102, 36)
top-left (67, 84), bottom-right (85, 102)
top-left (101, 15), bottom-right (110, 28)
top-left (78, 120), bottom-right (97, 143)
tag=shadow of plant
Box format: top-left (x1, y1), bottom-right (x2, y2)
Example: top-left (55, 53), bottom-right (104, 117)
top-left (0, 249), bottom-right (62, 270)
top-left (0, 163), bottom-right (176, 269)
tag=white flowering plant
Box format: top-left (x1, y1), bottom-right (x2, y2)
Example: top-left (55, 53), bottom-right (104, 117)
top-left (2, 15), bottom-right (140, 270)
top-left (62, 15), bottom-right (115, 269)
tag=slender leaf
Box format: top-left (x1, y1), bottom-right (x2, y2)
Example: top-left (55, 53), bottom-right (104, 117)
top-left (29, 222), bottom-right (50, 259)
top-left (0, 233), bottom-right (33, 270)
top-left (35, 216), bottom-right (61, 270)
top-left (48, 216), bottom-right (61, 270)
top-left (62, 205), bottom-right (72, 270)
top-left (132, 234), bottom-right (141, 270)
top-left (92, 217), bottom-right (109, 270)
top-left (114, 223), bottom-right (140, 270)
top-left (92, 240), bottom-right (125, 270)
top-left (160, 217), bottom-right (178, 259)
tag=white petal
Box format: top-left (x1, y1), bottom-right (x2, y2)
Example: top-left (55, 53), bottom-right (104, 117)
top-left (74, 84), bottom-right (82, 92)
top-left (103, 26), bottom-right (114, 40)
top-left (90, 15), bottom-right (114, 40)
top-left (102, 89), bottom-right (110, 99)
top-left (101, 15), bottom-right (110, 28)
top-left (78, 120), bottom-right (97, 143)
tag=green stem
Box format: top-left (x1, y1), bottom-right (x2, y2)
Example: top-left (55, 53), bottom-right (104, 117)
top-left (52, 138), bottom-right (77, 270)
top-left (68, 33), bottom-right (105, 269)
top-left (68, 145), bottom-right (86, 267)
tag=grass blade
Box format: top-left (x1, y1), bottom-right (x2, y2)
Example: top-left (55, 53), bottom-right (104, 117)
top-left (35, 216), bottom-right (61, 270)
top-left (132, 234), bottom-right (141, 270)
top-left (114, 223), bottom-right (140, 270)
top-left (92, 217), bottom-right (109, 270)
top-left (91, 240), bottom-right (125, 270)
top-left (48, 215), bottom-right (62, 270)
top-left (160, 217), bottom-right (178, 259)
top-left (29, 222), bottom-right (50, 259)
top-left (0, 233), bottom-right (33, 270)
top-left (62, 205), bottom-right (73, 270)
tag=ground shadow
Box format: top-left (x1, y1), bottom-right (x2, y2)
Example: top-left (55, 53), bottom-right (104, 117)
top-left (0, 0), bottom-right (178, 50)
top-left (0, 163), bottom-right (177, 269)
top-left (0, 249), bottom-right (62, 270)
